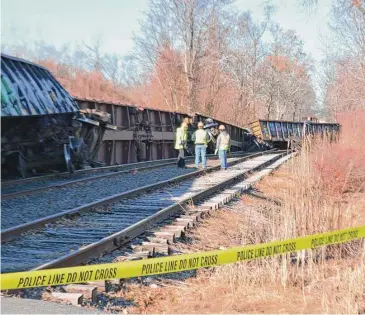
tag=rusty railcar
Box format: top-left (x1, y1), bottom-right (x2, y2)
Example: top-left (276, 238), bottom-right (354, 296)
top-left (193, 112), bottom-right (255, 153)
top-left (1, 54), bottom-right (115, 178)
top-left (76, 98), bottom-right (188, 164)
top-left (248, 119), bottom-right (340, 148)
top-left (75, 99), bottom-right (253, 166)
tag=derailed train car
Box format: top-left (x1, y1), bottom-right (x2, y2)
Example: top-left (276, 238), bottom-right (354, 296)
top-left (75, 99), bottom-right (253, 165)
top-left (190, 113), bottom-right (256, 153)
top-left (1, 54), bottom-right (115, 178)
top-left (249, 118), bottom-right (340, 149)
top-left (0, 53), bottom-right (256, 177)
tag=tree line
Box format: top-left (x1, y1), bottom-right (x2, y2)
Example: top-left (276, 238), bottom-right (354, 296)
top-left (2, 0), bottom-right (364, 125)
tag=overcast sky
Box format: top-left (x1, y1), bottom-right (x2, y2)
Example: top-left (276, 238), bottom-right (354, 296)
top-left (1, 0), bottom-right (332, 62)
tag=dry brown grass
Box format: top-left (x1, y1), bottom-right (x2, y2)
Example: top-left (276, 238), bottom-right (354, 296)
top-left (121, 113), bottom-right (365, 314)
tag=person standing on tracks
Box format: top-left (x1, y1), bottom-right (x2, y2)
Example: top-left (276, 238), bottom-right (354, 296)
top-left (215, 125), bottom-right (230, 170)
top-left (175, 121), bottom-right (188, 168)
top-left (192, 121), bottom-right (209, 169)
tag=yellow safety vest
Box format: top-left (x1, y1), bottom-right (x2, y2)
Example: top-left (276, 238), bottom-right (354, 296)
top-left (219, 133), bottom-right (230, 150)
top-left (194, 129), bottom-right (207, 145)
top-left (175, 127), bottom-right (187, 150)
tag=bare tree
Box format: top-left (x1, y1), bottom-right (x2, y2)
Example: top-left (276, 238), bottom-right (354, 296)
top-left (221, 6), bottom-right (273, 123)
top-left (259, 25), bottom-right (315, 120)
top-left (103, 53), bottom-right (124, 86)
top-left (83, 34), bottom-right (104, 72)
top-left (126, 0), bottom-right (232, 113)
top-left (321, 0), bottom-right (365, 115)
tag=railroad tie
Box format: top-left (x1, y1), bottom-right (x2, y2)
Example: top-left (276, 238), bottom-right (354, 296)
top-left (207, 198), bottom-right (225, 206)
top-left (160, 226), bottom-right (185, 238)
top-left (87, 281), bottom-right (107, 292)
top-left (209, 194), bottom-right (231, 204)
top-left (174, 218), bottom-right (195, 228)
top-left (222, 189), bottom-right (241, 195)
top-left (145, 236), bottom-right (168, 244)
top-left (153, 231), bottom-right (176, 243)
top-left (198, 202), bottom-right (220, 210)
top-left (219, 192), bottom-right (237, 202)
top-left (141, 242), bottom-right (170, 255)
top-left (163, 224), bottom-right (187, 231)
top-left (232, 183), bottom-right (251, 191)
top-left (179, 214), bottom-right (201, 222)
top-left (122, 251), bottom-right (150, 261)
top-left (48, 292), bottom-right (83, 306)
top-left (191, 205), bottom-right (213, 211)
top-left (62, 284), bottom-right (98, 304)
top-left (185, 212), bottom-right (208, 220)
top-left (187, 207), bottom-right (212, 216)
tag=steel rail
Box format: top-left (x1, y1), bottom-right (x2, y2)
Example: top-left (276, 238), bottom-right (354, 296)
top-left (32, 152), bottom-right (286, 270)
top-left (1, 151), bottom-right (251, 188)
top-left (1, 161), bottom-right (179, 200)
top-left (1, 152), bottom-right (254, 199)
top-left (1, 158), bottom-right (181, 187)
top-left (1, 150), bottom-right (276, 242)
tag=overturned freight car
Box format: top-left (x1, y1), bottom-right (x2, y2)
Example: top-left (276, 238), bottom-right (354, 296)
top-left (190, 113), bottom-right (256, 153)
top-left (75, 99), bottom-right (253, 165)
top-left (1, 54), bottom-right (115, 178)
top-left (248, 119), bottom-right (340, 149)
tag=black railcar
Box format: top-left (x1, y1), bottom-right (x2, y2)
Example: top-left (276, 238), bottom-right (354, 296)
top-left (1, 54), bottom-right (115, 178)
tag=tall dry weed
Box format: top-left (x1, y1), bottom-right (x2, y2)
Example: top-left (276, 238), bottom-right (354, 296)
top-left (311, 111), bottom-right (365, 196)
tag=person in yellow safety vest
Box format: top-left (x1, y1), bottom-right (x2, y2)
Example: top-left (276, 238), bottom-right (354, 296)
top-left (215, 124), bottom-right (230, 170)
top-left (175, 121), bottom-right (188, 168)
top-left (192, 121), bottom-right (210, 169)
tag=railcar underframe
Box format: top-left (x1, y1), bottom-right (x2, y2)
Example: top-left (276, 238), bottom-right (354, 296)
top-left (76, 99), bottom-right (250, 166)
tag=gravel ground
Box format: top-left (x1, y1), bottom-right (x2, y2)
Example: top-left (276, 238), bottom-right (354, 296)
top-left (1, 159), bottom-right (178, 196)
top-left (1, 297), bottom-right (107, 314)
top-left (1, 165), bottom-right (195, 230)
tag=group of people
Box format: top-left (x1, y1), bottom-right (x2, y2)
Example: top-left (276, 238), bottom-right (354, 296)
top-left (175, 120), bottom-right (230, 170)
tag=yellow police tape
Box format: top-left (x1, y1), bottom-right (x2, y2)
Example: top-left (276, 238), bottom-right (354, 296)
top-left (1, 226), bottom-right (364, 290)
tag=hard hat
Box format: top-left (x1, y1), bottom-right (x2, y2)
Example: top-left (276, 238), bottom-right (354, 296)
top-left (218, 125), bottom-right (225, 131)
top-left (197, 121), bottom-right (204, 128)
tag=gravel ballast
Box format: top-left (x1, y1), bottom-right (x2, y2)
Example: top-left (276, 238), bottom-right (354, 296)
top-left (1, 159), bottom-right (237, 230)
top-left (1, 160), bottom-right (177, 196)
top-left (1, 165), bottom-right (195, 230)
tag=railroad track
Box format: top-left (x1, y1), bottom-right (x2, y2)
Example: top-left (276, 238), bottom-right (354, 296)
top-left (1, 155), bottom-right (252, 231)
top-left (1, 158), bottom-right (184, 187)
top-left (2, 152), bottom-right (272, 238)
top-left (92, 152), bottom-right (295, 266)
top-left (1, 151), bottom-right (285, 273)
top-left (1, 151), bottom-right (250, 200)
